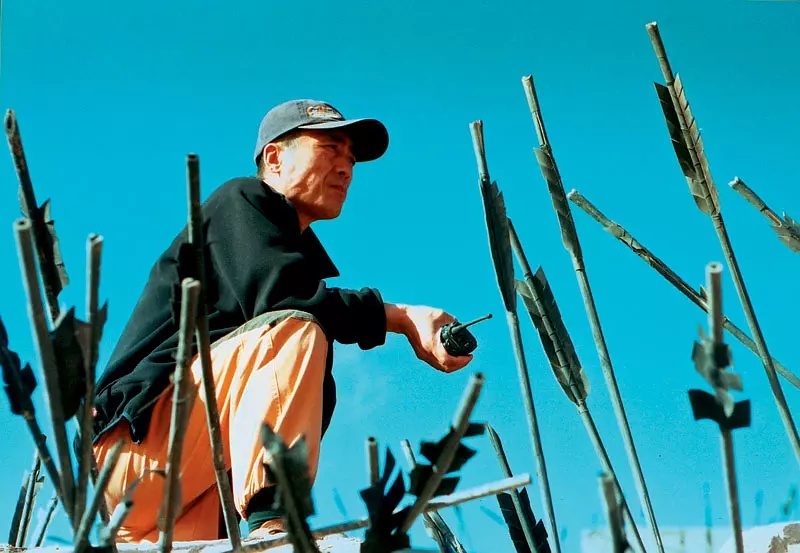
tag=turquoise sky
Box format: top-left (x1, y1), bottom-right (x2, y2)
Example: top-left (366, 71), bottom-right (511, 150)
top-left (1, 1), bottom-right (799, 551)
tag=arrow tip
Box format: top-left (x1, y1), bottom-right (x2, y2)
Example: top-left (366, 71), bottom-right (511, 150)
top-left (5, 109), bottom-right (16, 133)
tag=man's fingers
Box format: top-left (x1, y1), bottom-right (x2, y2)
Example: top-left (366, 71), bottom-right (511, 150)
top-left (439, 353), bottom-right (473, 373)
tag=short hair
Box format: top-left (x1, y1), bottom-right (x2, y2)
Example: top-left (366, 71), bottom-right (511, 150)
top-left (255, 131), bottom-right (302, 179)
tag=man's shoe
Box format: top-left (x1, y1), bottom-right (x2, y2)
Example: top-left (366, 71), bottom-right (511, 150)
top-left (247, 518), bottom-right (287, 540)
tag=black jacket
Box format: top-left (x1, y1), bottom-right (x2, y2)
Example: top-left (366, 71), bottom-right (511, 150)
top-left (93, 177), bottom-right (387, 443)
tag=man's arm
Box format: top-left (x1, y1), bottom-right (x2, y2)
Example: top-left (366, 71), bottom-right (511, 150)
top-left (384, 302), bottom-right (473, 374)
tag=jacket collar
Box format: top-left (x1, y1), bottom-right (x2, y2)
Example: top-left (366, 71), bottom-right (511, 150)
top-left (257, 180), bottom-right (341, 279)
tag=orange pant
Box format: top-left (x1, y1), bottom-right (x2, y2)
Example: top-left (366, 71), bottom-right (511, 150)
top-left (93, 311), bottom-right (329, 543)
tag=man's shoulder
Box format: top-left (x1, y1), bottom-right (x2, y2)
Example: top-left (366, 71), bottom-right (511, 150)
top-left (205, 177), bottom-right (275, 216)
top-left (207, 176), bottom-right (265, 203)
top-left (204, 176), bottom-right (297, 232)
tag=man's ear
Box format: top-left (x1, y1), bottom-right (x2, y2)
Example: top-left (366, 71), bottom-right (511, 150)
top-left (261, 143), bottom-right (282, 174)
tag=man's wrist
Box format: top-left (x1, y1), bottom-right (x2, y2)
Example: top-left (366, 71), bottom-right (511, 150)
top-left (384, 303), bottom-right (411, 335)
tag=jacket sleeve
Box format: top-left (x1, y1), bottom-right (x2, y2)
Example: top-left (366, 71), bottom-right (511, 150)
top-left (204, 186), bottom-right (387, 350)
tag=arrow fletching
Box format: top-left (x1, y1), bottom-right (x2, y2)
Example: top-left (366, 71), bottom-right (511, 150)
top-left (655, 79), bottom-right (719, 216)
top-left (260, 423), bottom-right (320, 553)
top-left (775, 214), bottom-right (800, 252)
top-left (0, 317), bottom-right (38, 416)
top-left (516, 270), bottom-right (588, 404)
top-left (648, 24), bottom-right (720, 218)
top-left (497, 487), bottom-right (551, 553)
top-left (6, 110), bottom-right (69, 314)
top-left (50, 308), bottom-right (90, 421)
top-left (410, 423), bottom-right (484, 498)
top-left (470, 120), bottom-right (516, 313)
top-left (688, 390), bottom-right (751, 431)
top-left (19, 199), bottom-right (69, 294)
top-left (422, 511), bottom-right (468, 553)
top-left (654, 84), bottom-right (695, 183)
top-left (521, 75), bottom-right (583, 260)
top-left (533, 148), bottom-right (582, 259)
top-left (359, 447), bottom-right (412, 553)
top-left (692, 338), bottom-right (740, 418)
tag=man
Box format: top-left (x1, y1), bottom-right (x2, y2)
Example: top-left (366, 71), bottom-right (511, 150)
top-left (91, 99), bottom-right (473, 543)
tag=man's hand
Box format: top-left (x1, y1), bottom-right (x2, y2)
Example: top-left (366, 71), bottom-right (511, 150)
top-left (385, 303), bottom-right (474, 373)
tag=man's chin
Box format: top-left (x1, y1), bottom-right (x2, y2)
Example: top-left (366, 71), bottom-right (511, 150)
top-left (314, 207), bottom-right (344, 223)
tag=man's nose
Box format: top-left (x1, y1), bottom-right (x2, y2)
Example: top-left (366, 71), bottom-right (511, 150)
top-left (336, 159), bottom-right (353, 181)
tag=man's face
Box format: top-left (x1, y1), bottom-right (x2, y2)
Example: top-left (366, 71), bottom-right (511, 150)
top-left (275, 129), bottom-right (356, 227)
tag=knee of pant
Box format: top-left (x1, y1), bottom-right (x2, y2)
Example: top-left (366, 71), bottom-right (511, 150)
top-left (290, 316), bottom-right (329, 348)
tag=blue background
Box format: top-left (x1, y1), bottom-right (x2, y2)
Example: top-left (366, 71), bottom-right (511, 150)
top-left (1, 0), bottom-right (799, 551)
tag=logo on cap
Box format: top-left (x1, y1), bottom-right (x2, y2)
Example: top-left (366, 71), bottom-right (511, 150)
top-left (306, 104), bottom-right (343, 120)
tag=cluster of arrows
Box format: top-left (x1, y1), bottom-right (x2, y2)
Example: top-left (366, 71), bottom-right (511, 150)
top-left (2, 19), bottom-right (799, 553)
top-left (463, 20), bottom-right (800, 553)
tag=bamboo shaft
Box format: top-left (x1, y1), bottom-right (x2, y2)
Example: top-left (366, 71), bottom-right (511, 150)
top-left (712, 215), bottom-right (800, 465)
top-left (186, 154), bottom-right (241, 548)
top-left (74, 438), bottom-right (125, 553)
top-left (721, 431), bottom-right (744, 553)
top-left (398, 373), bottom-right (484, 534)
top-left (579, 407), bottom-right (645, 552)
top-left (567, 190), bottom-right (800, 390)
top-left (367, 437), bottom-right (379, 485)
top-left (158, 279), bottom-right (201, 553)
top-left (522, 74), bottom-right (663, 553)
top-left (238, 474), bottom-right (532, 553)
top-left (14, 219), bottom-right (75, 522)
top-left (506, 313), bottom-right (561, 553)
top-left (485, 424), bottom-right (541, 553)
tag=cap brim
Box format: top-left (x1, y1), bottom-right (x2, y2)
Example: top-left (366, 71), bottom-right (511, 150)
top-left (297, 118), bottom-right (389, 162)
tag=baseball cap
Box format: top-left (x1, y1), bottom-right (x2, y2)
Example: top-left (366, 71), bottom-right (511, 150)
top-left (253, 99), bottom-right (389, 165)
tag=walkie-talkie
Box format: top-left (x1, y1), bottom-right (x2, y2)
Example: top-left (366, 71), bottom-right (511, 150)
top-left (440, 314), bottom-right (492, 356)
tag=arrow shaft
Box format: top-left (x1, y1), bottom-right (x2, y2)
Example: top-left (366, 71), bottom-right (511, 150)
top-left (5, 112), bottom-right (63, 323)
top-left (599, 474), bottom-right (628, 553)
top-left (400, 439), bottom-right (467, 553)
top-left (14, 219), bottom-right (75, 523)
top-left (186, 154), bottom-right (242, 550)
top-left (510, 220), bottom-right (586, 404)
top-left (579, 406), bottom-right (646, 553)
top-left (367, 437), bottom-right (379, 486)
top-left (712, 214), bottom-right (800, 465)
top-left (505, 312), bottom-right (562, 553)
top-left (573, 257), bottom-right (661, 553)
top-left (485, 425), bottom-right (543, 553)
top-left (158, 279), bottom-right (201, 553)
top-left (721, 430), bottom-right (744, 553)
top-left (239, 474), bottom-right (532, 553)
top-left (568, 190), bottom-right (800, 391)
top-left (31, 494), bottom-right (59, 547)
top-left (103, 499), bottom-right (134, 546)
top-left (729, 177), bottom-right (783, 227)
top-left (706, 263), bottom-right (724, 345)
top-left (265, 452), bottom-right (316, 552)
top-left (17, 454), bottom-right (41, 547)
top-left (8, 472), bottom-right (28, 546)
top-left (399, 373), bottom-right (484, 534)
top-left (647, 23), bottom-right (717, 215)
top-left (25, 417), bottom-right (65, 515)
top-left (521, 77), bottom-right (664, 553)
top-left (74, 438), bottom-right (125, 553)
top-left (75, 235), bottom-right (104, 527)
